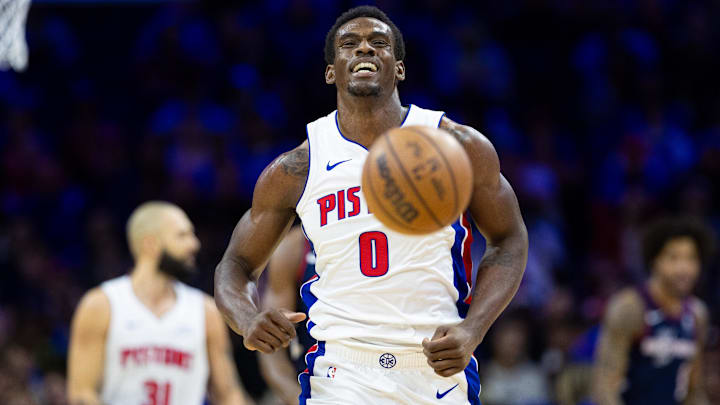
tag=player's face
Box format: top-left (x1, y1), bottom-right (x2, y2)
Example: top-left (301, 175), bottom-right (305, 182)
top-left (160, 210), bottom-right (201, 269)
top-left (652, 237), bottom-right (701, 298)
top-left (326, 17), bottom-right (405, 97)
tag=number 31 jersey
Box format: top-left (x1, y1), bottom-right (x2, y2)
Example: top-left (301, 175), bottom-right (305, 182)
top-left (100, 276), bottom-right (209, 405)
top-left (295, 105), bottom-right (475, 352)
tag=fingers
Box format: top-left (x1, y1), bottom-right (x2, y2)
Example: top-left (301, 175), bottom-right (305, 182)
top-left (423, 343), bottom-right (466, 377)
top-left (422, 326), bottom-right (469, 377)
top-left (422, 335), bottom-right (457, 353)
top-left (423, 347), bottom-right (463, 362)
top-left (244, 338), bottom-right (273, 354)
top-left (245, 310), bottom-right (302, 353)
top-left (431, 325), bottom-right (449, 340)
top-left (284, 311), bottom-right (307, 323)
top-left (268, 310), bottom-right (298, 339)
top-left (427, 358), bottom-right (463, 372)
top-left (426, 353), bottom-right (466, 377)
top-left (245, 328), bottom-right (285, 353)
top-left (258, 329), bottom-right (285, 349)
top-left (431, 364), bottom-right (465, 377)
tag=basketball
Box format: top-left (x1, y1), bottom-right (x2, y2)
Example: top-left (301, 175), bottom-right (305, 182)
top-left (361, 125), bottom-right (473, 235)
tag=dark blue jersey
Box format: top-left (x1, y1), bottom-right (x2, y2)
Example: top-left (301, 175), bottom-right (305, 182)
top-left (621, 287), bottom-right (698, 405)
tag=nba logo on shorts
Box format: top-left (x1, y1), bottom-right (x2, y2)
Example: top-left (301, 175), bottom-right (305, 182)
top-left (379, 353), bottom-right (396, 368)
top-left (326, 366), bottom-right (337, 379)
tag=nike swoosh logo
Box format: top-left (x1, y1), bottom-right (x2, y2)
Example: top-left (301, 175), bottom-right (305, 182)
top-left (326, 159), bottom-right (351, 171)
top-left (436, 384), bottom-right (459, 399)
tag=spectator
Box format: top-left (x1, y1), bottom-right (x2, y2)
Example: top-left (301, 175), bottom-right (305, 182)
top-left (481, 316), bottom-right (551, 405)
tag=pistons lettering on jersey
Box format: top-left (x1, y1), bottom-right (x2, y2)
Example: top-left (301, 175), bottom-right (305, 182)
top-left (317, 186), bottom-right (362, 226)
top-left (121, 346), bottom-right (193, 370)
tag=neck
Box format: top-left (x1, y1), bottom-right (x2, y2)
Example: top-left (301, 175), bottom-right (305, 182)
top-left (130, 259), bottom-right (176, 307)
top-left (336, 87), bottom-right (407, 148)
top-left (647, 277), bottom-right (683, 316)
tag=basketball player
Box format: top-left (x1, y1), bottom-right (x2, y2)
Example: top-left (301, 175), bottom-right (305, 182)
top-left (67, 202), bottom-right (251, 405)
top-left (214, 6), bottom-right (528, 404)
top-left (592, 217), bottom-right (714, 405)
top-left (258, 227), bottom-right (316, 404)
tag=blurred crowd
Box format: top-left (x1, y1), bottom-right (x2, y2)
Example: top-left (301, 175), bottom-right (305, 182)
top-left (1, 0), bottom-right (720, 404)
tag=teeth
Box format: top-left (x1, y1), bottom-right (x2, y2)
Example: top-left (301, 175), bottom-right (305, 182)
top-left (353, 62), bottom-right (378, 73)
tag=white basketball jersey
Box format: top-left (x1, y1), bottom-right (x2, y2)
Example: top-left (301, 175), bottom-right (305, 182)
top-left (100, 276), bottom-right (209, 405)
top-left (296, 104), bottom-right (474, 352)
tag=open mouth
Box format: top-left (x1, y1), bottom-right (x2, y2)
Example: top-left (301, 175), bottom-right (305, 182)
top-left (351, 62), bottom-right (378, 77)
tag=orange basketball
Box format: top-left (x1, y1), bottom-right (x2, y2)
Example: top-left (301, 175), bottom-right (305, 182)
top-left (361, 125), bottom-right (473, 235)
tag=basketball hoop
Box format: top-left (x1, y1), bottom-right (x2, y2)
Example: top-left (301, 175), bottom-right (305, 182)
top-left (0, 0), bottom-right (31, 72)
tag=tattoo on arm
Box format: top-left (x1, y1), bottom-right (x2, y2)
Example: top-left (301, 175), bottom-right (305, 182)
top-left (280, 148), bottom-right (309, 177)
top-left (592, 292), bottom-right (643, 405)
top-left (478, 246), bottom-right (516, 270)
top-left (597, 335), bottom-right (628, 371)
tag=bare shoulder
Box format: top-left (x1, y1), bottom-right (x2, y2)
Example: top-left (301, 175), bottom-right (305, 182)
top-left (72, 287), bottom-right (111, 332)
top-left (204, 295), bottom-right (225, 332)
top-left (603, 288), bottom-right (645, 333)
top-left (253, 141), bottom-right (309, 209)
top-left (204, 295), bottom-right (222, 319)
top-left (439, 116), bottom-right (500, 185)
top-left (689, 296), bottom-right (709, 326)
top-left (77, 288), bottom-right (110, 315)
top-left (439, 116), bottom-right (492, 147)
top-left (275, 141), bottom-right (309, 177)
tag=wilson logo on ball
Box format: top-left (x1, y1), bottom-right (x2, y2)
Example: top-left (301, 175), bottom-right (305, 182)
top-left (375, 153), bottom-right (419, 224)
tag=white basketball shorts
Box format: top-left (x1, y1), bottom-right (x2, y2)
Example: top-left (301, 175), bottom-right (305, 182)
top-left (298, 341), bottom-right (481, 404)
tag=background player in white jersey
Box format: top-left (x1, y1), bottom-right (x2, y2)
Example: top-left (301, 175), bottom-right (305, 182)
top-left (67, 201), bottom-right (251, 405)
top-left (215, 6), bottom-right (528, 404)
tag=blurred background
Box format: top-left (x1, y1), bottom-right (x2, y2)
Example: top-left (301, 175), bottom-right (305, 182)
top-left (1, 0), bottom-right (720, 404)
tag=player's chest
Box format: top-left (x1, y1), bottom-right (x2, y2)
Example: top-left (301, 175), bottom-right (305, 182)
top-left (305, 157), bottom-right (376, 229)
top-left (113, 314), bottom-right (204, 350)
top-left (111, 318), bottom-right (204, 370)
top-left (638, 321), bottom-right (696, 364)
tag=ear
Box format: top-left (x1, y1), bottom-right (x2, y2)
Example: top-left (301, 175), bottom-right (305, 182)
top-left (395, 61), bottom-right (406, 81)
top-left (325, 65), bottom-right (336, 84)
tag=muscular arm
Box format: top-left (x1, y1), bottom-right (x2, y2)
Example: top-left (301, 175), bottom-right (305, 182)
top-left (214, 143), bottom-right (308, 353)
top-left (258, 227), bottom-right (307, 405)
top-left (685, 298), bottom-right (710, 405)
top-left (591, 290), bottom-right (644, 405)
top-left (423, 118), bottom-right (528, 376)
top-left (446, 119), bottom-right (528, 342)
top-left (205, 297), bottom-right (253, 405)
top-left (67, 288), bottom-right (110, 405)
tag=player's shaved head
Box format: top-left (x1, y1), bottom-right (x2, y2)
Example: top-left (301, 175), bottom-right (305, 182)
top-left (126, 201), bottom-right (184, 259)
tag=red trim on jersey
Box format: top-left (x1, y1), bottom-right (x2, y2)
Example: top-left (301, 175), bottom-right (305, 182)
top-left (304, 343), bottom-right (319, 365)
top-left (301, 274), bottom-right (319, 288)
top-left (461, 212), bottom-right (474, 304)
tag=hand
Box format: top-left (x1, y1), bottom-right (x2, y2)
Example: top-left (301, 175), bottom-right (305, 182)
top-left (243, 309), bottom-right (306, 354)
top-left (422, 323), bottom-right (479, 377)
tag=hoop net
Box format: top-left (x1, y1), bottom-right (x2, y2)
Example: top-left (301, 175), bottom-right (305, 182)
top-left (0, 0), bottom-right (31, 72)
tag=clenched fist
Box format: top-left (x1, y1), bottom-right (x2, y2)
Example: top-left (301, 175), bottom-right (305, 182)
top-left (244, 309), bottom-right (306, 354)
top-left (422, 323), bottom-right (479, 377)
